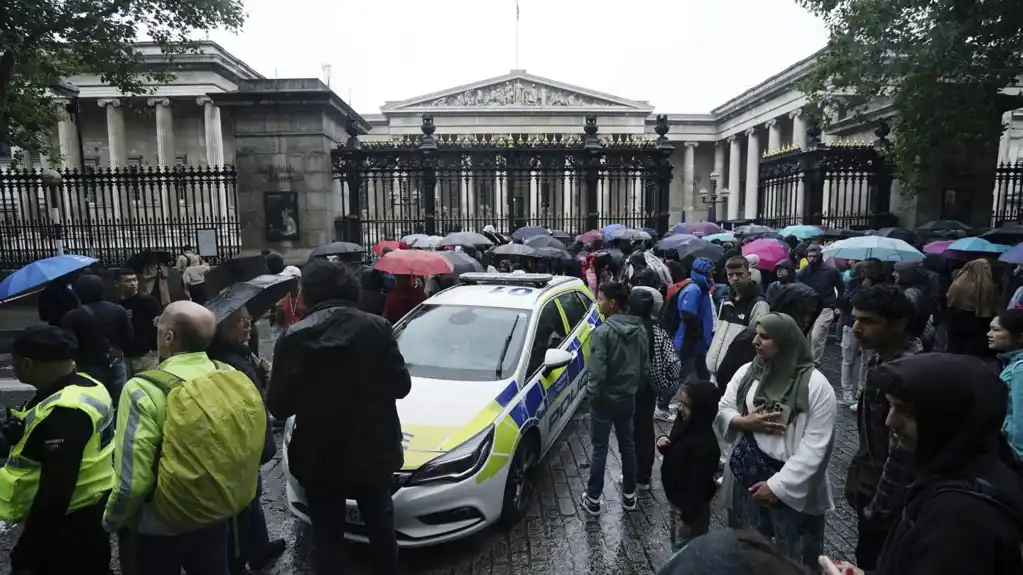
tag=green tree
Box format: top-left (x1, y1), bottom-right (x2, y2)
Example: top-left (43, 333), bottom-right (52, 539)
top-left (0, 0), bottom-right (245, 161)
top-left (797, 0), bottom-right (1023, 194)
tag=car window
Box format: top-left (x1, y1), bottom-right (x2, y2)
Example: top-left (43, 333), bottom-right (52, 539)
top-left (557, 291), bottom-right (589, 331)
top-left (394, 304), bottom-right (531, 382)
top-left (526, 301), bottom-right (569, 376)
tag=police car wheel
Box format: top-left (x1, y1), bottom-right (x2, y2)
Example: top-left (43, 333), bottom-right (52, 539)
top-left (499, 434), bottom-right (539, 527)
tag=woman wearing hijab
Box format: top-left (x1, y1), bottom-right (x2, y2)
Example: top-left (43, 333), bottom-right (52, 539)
top-left (715, 313), bottom-right (837, 569)
top-left (946, 258), bottom-right (1000, 358)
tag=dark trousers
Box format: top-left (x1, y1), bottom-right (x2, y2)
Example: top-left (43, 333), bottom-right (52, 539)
top-left (633, 384), bottom-right (656, 485)
top-left (586, 399), bottom-right (637, 499)
top-left (658, 353), bottom-right (709, 411)
top-left (229, 474), bottom-right (273, 572)
top-left (853, 492), bottom-right (891, 571)
top-left (20, 499), bottom-right (110, 575)
top-left (118, 521), bottom-right (230, 575)
top-left (305, 483), bottom-right (399, 575)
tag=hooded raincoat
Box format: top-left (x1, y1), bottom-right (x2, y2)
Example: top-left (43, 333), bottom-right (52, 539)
top-left (584, 313), bottom-right (650, 407)
top-left (659, 381), bottom-right (721, 520)
top-left (673, 258), bottom-right (715, 356)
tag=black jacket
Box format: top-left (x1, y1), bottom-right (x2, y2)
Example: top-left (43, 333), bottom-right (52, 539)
top-left (875, 354), bottom-right (1023, 575)
top-left (795, 261), bottom-right (844, 309)
top-left (61, 301), bottom-right (133, 367)
top-left (657, 381), bottom-right (720, 520)
top-left (267, 300), bottom-right (412, 490)
top-left (206, 339), bottom-right (277, 465)
top-left (37, 283), bottom-right (79, 327)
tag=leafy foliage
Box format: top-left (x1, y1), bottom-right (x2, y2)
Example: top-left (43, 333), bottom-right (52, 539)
top-left (797, 0), bottom-right (1023, 191)
top-left (0, 0), bottom-right (245, 159)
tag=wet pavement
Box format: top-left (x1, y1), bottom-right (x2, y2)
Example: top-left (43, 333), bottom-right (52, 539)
top-left (0, 322), bottom-right (860, 574)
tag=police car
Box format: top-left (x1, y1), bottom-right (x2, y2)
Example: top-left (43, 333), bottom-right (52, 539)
top-left (283, 273), bottom-right (600, 547)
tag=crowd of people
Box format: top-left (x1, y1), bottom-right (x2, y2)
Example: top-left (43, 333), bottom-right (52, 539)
top-left (4, 231), bottom-right (1023, 575)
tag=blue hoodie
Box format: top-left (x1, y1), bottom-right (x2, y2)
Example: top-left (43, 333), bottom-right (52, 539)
top-left (999, 348), bottom-right (1023, 459)
top-left (673, 257), bottom-right (715, 357)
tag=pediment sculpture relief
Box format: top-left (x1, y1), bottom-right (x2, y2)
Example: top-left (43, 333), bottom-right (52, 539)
top-left (422, 81), bottom-right (619, 108)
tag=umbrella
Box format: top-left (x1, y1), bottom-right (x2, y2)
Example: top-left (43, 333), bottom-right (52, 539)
top-left (657, 233), bottom-right (699, 251)
top-left (608, 228), bottom-right (652, 241)
top-left (126, 249), bottom-right (173, 271)
top-left (411, 235), bottom-right (444, 249)
top-left (641, 227), bottom-right (660, 242)
top-left (204, 274), bottom-right (298, 323)
top-left (533, 247), bottom-right (572, 260)
top-left (670, 222), bottom-right (723, 237)
top-left (576, 230), bottom-right (602, 244)
top-left (309, 241), bottom-right (364, 258)
top-left (923, 240), bottom-right (955, 255)
top-left (549, 229), bottom-right (573, 242)
top-left (742, 239), bottom-right (791, 272)
top-left (204, 254), bottom-right (271, 298)
top-left (982, 224), bottom-right (1023, 246)
top-left (823, 236), bottom-right (924, 261)
top-left (601, 224), bottom-right (627, 242)
top-left (492, 243), bottom-right (537, 257)
top-left (945, 237), bottom-right (1009, 257)
top-left (779, 225), bottom-right (826, 240)
top-left (437, 232), bottom-right (494, 249)
top-left (822, 229), bottom-right (865, 240)
top-left (401, 233), bottom-right (430, 246)
top-left (525, 235), bottom-right (568, 250)
top-left (998, 243), bottom-right (1023, 265)
top-left (875, 227), bottom-right (921, 246)
top-left (511, 226), bottom-right (549, 241)
top-left (0, 254), bottom-right (98, 302)
top-left (374, 250), bottom-right (454, 276)
top-left (373, 240), bottom-right (404, 256)
top-left (704, 232), bottom-right (737, 243)
top-left (917, 220), bottom-right (973, 232)
top-left (642, 251), bottom-right (672, 286)
top-left (735, 224), bottom-right (774, 236)
top-left (439, 251), bottom-right (485, 274)
top-left (673, 237), bottom-right (724, 262)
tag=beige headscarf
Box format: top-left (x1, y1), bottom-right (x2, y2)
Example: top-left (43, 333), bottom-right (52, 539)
top-left (947, 258), bottom-right (999, 318)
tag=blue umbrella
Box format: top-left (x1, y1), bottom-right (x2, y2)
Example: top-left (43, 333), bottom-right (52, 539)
top-left (999, 243), bottom-right (1023, 265)
top-left (511, 226), bottom-right (549, 241)
top-left (601, 224), bottom-right (626, 242)
top-left (657, 233), bottom-right (700, 251)
top-left (947, 237), bottom-right (1009, 254)
top-left (822, 236), bottom-right (923, 261)
top-left (0, 254), bottom-right (98, 302)
top-left (780, 225), bottom-right (826, 240)
top-left (704, 232), bottom-right (737, 243)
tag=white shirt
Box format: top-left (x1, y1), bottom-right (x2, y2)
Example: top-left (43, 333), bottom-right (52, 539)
top-left (714, 362), bottom-right (837, 515)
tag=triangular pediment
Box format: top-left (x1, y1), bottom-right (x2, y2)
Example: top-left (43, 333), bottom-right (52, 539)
top-left (381, 70), bottom-right (654, 113)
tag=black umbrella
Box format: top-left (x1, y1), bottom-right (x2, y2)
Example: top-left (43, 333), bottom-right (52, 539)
top-left (510, 226), bottom-right (549, 242)
top-left (982, 224), bottom-right (1023, 246)
top-left (439, 251), bottom-right (485, 275)
top-left (674, 238), bottom-right (725, 262)
top-left (204, 255), bottom-right (270, 299)
top-left (492, 243), bottom-right (536, 257)
top-left (205, 274), bottom-right (298, 323)
top-left (524, 235), bottom-right (568, 250)
top-left (735, 224), bottom-right (774, 236)
top-left (549, 229), bottom-right (573, 242)
top-left (876, 227), bottom-right (921, 246)
top-left (126, 249), bottom-right (173, 271)
top-left (437, 232), bottom-right (495, 249)
top-left (533, 247), bottom-right (572, 260)
top-left (309, 241), bottom-right (365, 259)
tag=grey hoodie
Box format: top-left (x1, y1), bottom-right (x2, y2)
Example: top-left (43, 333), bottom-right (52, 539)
top-left (585, 313), bottom-right (649, 405)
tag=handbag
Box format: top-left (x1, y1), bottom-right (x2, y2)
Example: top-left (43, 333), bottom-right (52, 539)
top-left (728, 433), bottom-right (785, 490)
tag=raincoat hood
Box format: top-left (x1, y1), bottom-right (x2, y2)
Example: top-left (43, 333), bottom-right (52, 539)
top-left (604, 312), bottom-right (645, 338)
top-left (681, 380), bottom-right (720, 432)
top-left (628, 251), bottom-right (647, 269)
top-left (894, 260), bottom-right (928, 288)
top-left (766, 282), bottom-right (819, 330)
top-left (774, 259), bottom-right (795, 282)
top-left (690, 257), bottom-right (713, 290)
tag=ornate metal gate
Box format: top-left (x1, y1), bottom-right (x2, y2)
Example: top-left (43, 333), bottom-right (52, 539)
top-left (331, 115), bottom-right (674, 250)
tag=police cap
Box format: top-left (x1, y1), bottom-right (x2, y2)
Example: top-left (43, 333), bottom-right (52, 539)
top-left (12, 325), bottom-right (78, 361)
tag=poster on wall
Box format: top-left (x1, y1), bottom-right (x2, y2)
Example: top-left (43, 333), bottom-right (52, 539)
top-left (264, 191), bottom-right (300, 241)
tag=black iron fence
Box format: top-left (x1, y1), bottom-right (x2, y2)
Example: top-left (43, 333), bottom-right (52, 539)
top-left (757, 141), bottom-right (894, 230)
top-left (331, 115), bottom-right (675, 250)
top-left (0, 165), bottom-right (240, 269)
top-left (992, 161), bottom-right (1023, 227)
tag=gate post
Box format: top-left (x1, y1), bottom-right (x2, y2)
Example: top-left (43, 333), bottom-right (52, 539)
top-left (654, 115), bottom-right (675, 236)
top-left (870, 122), bottom-right (894, 228)
top-left (583, 116), bottom-right (601, 232)
top-left (420, 115), bottom-right (438, 236)
top-left (336, 125), bottom-right (364, 244)
top-left (800, 120), bottom-right (825, 225)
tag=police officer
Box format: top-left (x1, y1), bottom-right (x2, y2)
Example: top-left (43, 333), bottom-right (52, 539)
top-left (0, 325), bottom-right (114, 574)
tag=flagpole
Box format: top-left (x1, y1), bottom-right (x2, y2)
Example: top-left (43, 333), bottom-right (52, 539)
top-left (515, 0), bottom-right (520, 68)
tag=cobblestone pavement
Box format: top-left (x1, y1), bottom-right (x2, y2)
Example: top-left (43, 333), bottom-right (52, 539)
top-left (0, 334), bottom-right (859, 575)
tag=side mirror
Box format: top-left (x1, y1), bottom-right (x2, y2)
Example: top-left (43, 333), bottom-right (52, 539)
top-left (542, 348), bottom-right (573, 375)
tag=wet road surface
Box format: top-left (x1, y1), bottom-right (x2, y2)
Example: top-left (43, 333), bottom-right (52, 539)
top-left (0, 333), bottom-right (859, 574)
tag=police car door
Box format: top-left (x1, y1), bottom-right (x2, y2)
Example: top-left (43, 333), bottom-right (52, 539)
top-left (529, 299), bottom-right (570, 453)
top-left (544, 290), bottom-right (594, 442)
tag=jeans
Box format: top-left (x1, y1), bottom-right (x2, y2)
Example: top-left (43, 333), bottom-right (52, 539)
top-left (727, 477), bottom-right (825, 570)
top-left (658, 353), bottom-right (709, 411)
top-left (228, 474), bottom-right (273, 572)
top-left (119, 522), bottom-right (230, 575)
top-left (840, 326), bottom-right (868, 402)
top-left (305, 483), bottom-right (399, 575)
top-left (586, 400), bottom-right (637, 500)
top-left (633, 384), bottom-right (656, 485)
top-left (810, 308), bottom-right (838, 365)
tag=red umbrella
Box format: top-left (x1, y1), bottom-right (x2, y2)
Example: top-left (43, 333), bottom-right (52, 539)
top-left (373, 250), bottom-right (454, 276)
top-left (373, 240), bottom-right (405, 255)
top-left (576, 229), bottom-right (601, 244)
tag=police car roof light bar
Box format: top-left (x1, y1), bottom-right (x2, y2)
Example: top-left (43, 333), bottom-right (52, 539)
top-left (458, 272), bottom-right (555, 288)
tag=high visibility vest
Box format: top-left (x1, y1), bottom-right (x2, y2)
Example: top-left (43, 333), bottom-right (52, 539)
top-left (0, 376), bottom-right (115, 523)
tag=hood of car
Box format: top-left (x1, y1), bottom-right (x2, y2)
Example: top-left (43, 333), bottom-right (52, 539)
top-left (396, 376), bottom-right (513, 470)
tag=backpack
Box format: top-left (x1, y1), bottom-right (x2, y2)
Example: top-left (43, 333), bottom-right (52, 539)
top-left (660, 280), bottom-right (692, 335)
top-left (917, 477), bottom-right (1023, 560)
top-left (137, 361), bottom-right (266, 531)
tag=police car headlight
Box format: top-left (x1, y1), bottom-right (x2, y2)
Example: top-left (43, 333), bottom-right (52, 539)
top-left (283, 417), bottom-right (295, 445)
top-left (408, 425), bottom-right (494, 486)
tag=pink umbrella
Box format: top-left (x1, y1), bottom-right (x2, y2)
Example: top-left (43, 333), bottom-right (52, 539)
top-left (742, 238), bottom-right (791, 271)
top-left (923, 240), bottom-right (955, 255)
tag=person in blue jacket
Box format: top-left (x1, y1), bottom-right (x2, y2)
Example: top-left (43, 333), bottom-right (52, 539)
top-left (656, 257), bottom-right (715, 421)
top-left (988, 308), bottom-right (1023, 458)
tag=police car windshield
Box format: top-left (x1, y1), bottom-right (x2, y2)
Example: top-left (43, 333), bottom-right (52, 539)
top-left (394, 304), bottom-right (531, 382)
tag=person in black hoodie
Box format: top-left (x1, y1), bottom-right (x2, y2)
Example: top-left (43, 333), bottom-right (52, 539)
top-left (657, 380), bottom-right (720, 551)
top-left (892, 260), bottom-right (936, 351)
top-left (357, 268), bottom-right (387, 316)
top-left (824, 353), bottom-right (1023, 575)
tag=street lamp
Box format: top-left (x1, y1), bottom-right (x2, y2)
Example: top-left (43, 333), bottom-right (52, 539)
top-left (698, 171), bottom-right (729, 223)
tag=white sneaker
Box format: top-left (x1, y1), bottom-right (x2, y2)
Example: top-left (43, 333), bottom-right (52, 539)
top-left (617, 475), bottom-right (651, 491)
top-left (655, 408), bottom-right (676, 422)
top-left (848, 403), bottom-right (859, 413)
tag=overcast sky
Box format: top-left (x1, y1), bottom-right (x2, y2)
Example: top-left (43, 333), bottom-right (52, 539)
top-left (210, 0), bottom-right (828, 115)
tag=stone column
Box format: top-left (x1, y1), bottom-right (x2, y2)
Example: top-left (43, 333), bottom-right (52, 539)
top-left (683, 142), bottom-right (698, 221)
top-left (744, 128), bottom-right (760, 219)
top-left (727, 136), bottom-right (741, 220)
top-left (766, 119), bottom-right (782, 153)
top-left (197, 96), bottom-right (227, 217)
top-left (790, 108), bottom-right (808, 149)
top-left (148, 98), bottom-right (175, 218)
top-left (712, 142), bottom-right (726, 221)
top-left (54, 100), bottom-right (81, 171)
top-left (98, 98), bottom-right (124, 219)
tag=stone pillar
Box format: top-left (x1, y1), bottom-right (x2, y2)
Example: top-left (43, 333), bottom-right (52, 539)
top-left (683, 142), bottom-right (698, 221)
top-left (744, 128), bottom-right (760, 219)
top-left (766, 119), bottom-right (782, 153)
top-left (98, 98), bottom-right (124, 219)
top-left (148, 98), bottom-right (175, 218)
top-left (54, 100), bottom-right (81, 171)
top-left (198, 96), bottom-right (227, 218)
top-left (790, 108), bottom-right (808, 149)
top-left (712, 142), bottom-right (726, 221)
top-left (727, 136), bottom-right (741, 221)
